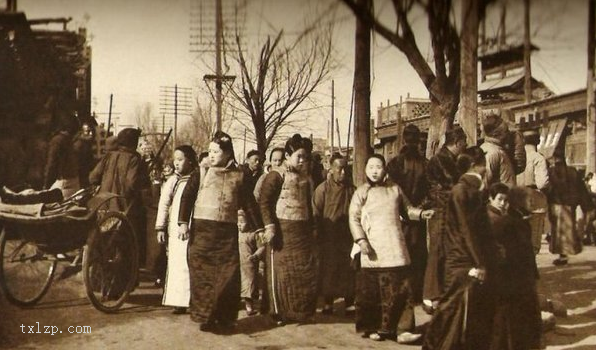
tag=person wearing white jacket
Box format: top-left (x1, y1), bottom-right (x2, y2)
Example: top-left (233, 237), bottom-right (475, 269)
top-left (349, 154), bottom-right (433, 342)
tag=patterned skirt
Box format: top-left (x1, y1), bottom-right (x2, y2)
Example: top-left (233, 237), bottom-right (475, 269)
top-left (267, 220), bottom-right (317, 322)
top-left (188, 219), bottom-right (240, 324)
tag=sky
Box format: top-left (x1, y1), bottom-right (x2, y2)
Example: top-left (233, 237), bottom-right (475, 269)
top-left (15, 0), bottom-right (589, 151)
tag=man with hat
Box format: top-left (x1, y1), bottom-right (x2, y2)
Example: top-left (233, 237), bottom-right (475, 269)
top-left (517, 129), bottom-right (550, 254)
top-left (422, 127), bottom-right (467, 313)
top-left (480, 113), bottom-right (518, 187)
top-left (386, 124), bottom-right (428, 343)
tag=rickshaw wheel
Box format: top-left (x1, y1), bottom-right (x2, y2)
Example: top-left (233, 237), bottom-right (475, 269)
top-left (83, 211), bottom-right (138, 313)
top-left (0, 227), bottom-right (57, 307)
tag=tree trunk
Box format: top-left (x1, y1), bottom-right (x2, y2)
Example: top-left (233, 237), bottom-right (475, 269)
top-left (459, 0), bottom-right (479, 146)
top-left (353, 0), bottom-right (372, 186)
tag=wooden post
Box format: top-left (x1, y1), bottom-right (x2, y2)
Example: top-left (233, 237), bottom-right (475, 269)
top-left (353, 0), bottom-right (371, 186)
top-left (106, 93), bottom-right (113, 136)
top-left (587, 0), bottom-right (596, 173)
top-left (524, 0), bottom-right (532, 103)
top-left (174, 84), bottom-right (178, 148)
top-left (330, 80), bottom-right (335, 155)
top-left (336, 117), bottom-right (342, 155)
top-left (215, 0), bottom-right (223, 131)
top-left (460, 0), bottom-right (479, 146)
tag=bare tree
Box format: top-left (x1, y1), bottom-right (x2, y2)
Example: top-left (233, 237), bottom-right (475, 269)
top-left (340, 0), bottom-right (487, 155)
top-left (177, 99), bottom-right (218, 155)
top-left (226, 21), bottom-right (335, 159)
top-left (135, 102), bottom-right (163, 153)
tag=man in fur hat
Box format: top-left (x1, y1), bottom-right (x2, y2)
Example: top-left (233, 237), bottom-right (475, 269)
top-left (90, 127), bottom-right (151, 268)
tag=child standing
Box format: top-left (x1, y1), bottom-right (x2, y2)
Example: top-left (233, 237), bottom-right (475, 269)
top-left (155, 145), bottom-right (198, 314)
top-left (349, 154), bottom-right (433, 342)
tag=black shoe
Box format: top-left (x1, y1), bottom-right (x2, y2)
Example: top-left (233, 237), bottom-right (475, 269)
top-left (199, 322), bottom-right (217, 332)
top-left (172, 307), bottom-right (186, 314)
top-left (553, 258), bottom-right (568, 266)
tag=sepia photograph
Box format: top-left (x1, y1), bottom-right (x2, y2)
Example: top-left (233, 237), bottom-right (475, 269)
top-left (0, 0), bottom-right (595, 349)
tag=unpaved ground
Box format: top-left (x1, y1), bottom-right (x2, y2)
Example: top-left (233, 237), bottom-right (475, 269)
top-left (1, 242), bottom-right (596, 350)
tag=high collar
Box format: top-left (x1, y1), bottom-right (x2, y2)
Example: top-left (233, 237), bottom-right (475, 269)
top-left (461, 172), bottom-right (483, 190)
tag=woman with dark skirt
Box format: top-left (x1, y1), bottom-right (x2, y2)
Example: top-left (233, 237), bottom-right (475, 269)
top-left (258, 134), bottom-right (317, 325)
top-left (178, 131), bottom-right (263, 333)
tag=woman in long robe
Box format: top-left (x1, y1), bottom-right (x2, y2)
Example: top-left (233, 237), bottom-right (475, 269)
top-left (178, 132), bottom-right (262, 332)
top-left (258, 134), bottom-right (317, 325)
top-left (155, 145), bottom-right (197, 313)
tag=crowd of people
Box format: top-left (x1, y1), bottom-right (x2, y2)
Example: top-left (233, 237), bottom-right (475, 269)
top-left (5, 110), bottom-right (596, 350)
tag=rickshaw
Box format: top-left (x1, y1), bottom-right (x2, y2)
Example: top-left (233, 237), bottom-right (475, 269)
top-left (0, 186), bottom-right (138, 313)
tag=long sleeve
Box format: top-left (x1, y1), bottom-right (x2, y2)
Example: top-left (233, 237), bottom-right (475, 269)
top-left (312, 181), bottom-right (326, 232)
top-left (178, 170), bottom-right (200, 224)
top-left (155, 175), bottom-right (177, 231)
top-left (451, 186), bottom-right (486, 268)
top-left (348, 186), bottom-right (368, 242)
top-left (43, 135), bottom-right (65, 189)
top-left (396, 186), bottom-right (423, 221)
top-left (125, 155), bottom-right (150, 199)
top-left (534, 155), bottom-right (550, 190)
top-left (88, 155), bottom-right (107, 186)
top-left (258, 171), bottom-right (283, 226)
top-left (240, 173), bottom-right (264, 231)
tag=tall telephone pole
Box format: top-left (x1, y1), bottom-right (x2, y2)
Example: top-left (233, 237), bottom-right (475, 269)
top-left (330, 80), bottom-right (335, 155)
top-left (190, 0), bottom-right (240, 132)
top-left (587, 0), bottom-right (596, 173)
top-left (523, 0), bottom-right (532, 103)
top-left (160, 85), bottom-right (192, 148)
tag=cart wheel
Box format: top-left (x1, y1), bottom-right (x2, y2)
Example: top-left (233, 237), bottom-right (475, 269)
top-left (83, 211), bottom-right (138, 313)
top-left (0, 227), bottom-right (57, 306)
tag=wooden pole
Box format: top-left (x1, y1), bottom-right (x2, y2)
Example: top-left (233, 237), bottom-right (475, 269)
top-left (460, 0), bottom-right (479, 146)
top-left (587, 0), bottom-right (596, 173)
top-left (215, 0), bottom-right (223, 131)
top-left (346, 85), bottom-right (354, 160)
top-left (353, 0), bottom-right (371, 186)
top-left (330, 80), bottom-right (335, 155)
top-left (336, 117), bottom-right (342, 155)
top-left (106, 93), bottom-right (113, 136)
top-left (524, 0), bottom-right (532, 103)
top-left (174, 84), bottom-right (178, 148)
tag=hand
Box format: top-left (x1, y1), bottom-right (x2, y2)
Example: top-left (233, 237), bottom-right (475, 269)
top-left (260, 224), bottom-right (276, 244)
top-left (156, 230), bottom-right (166, 244)
top-left (421, 209), bottom-right (435, 220)
top-left (178, 223), bottom-right (189, 241)
top-left (468, 267), bottom-right (486, 282)
top-left (358, 240), bottom-right (374, 257)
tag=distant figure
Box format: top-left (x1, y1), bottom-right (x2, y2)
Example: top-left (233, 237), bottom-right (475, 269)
top-left (73, 122), bottom-right (96, 188)
top-left (546, 150), bottom-right (594, 265)
top-left (44, 114), bottom-right (80, 198)
top-left (480, 113), bottom-right (518, 187)
top-left (310, 152), bottom-right (326, 188)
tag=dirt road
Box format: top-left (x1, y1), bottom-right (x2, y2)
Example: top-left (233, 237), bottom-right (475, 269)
top-left (1, 242), bottom-right (596, 350)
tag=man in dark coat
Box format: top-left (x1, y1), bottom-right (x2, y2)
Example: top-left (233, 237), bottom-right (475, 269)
top-left (386, 124), bottom-right (428, 340)
top-left (313, 154), bottom-right (355, 315)
top-left (44, 114), bottom-right (80, 198)
top-left (73, 122), bottom-right (96, 188)
top-left (422, 127), bottom-right (467, 310)
top-left (89, 128), bottom-right (151, 267)
top-left (422, 146), bottom-right (496, 350)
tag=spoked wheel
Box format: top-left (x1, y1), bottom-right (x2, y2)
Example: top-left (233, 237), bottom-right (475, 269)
top-left (0, 227), bottom-right (57, 306)
top-left (83, 211), bottom-right (138, 313)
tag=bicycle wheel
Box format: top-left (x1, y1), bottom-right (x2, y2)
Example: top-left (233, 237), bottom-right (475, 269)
top-left (0, 227), bottom-right (57, 306)
top-left (83, 211), bottom-right (138, 313)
